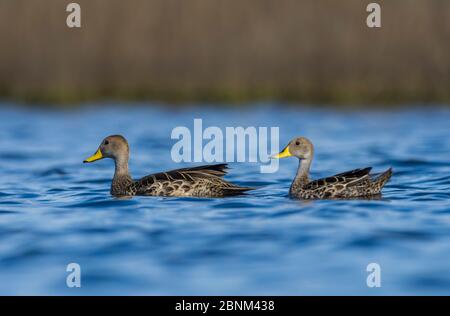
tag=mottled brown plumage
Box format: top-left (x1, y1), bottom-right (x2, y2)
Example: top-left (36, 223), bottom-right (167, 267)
top-left (273, 137), bottom-right (392, 199)
top-left (83, 135), bottom-right (252, 197)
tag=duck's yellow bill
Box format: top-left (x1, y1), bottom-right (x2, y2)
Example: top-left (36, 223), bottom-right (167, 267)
top-left (271, 146), bottom-right (292, 159)
top-left (83, 149), bottom-right (103, 163)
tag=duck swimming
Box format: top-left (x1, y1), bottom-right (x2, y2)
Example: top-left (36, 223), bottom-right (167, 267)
top-left (83, 135), bottom-right (252, 197)
top-left (272, 137), bottom-right (392, 199)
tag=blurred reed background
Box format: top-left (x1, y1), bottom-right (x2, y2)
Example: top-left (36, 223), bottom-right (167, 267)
top-left (0, 0), bottom-right (449, 106)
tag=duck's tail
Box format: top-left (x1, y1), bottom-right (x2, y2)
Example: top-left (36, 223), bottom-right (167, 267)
top-left (221, 185), bottom-right (254, 197)
top-left (371, 168), bottom-right (393, 193)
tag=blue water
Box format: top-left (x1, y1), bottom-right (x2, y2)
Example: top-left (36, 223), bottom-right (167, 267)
top-left (0, 104), bottom-right (449, 295)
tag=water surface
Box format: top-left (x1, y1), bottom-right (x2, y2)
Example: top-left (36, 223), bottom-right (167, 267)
top-left (0, 104), bottom-right (449, 295)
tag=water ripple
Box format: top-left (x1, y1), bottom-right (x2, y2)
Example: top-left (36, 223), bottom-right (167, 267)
top-left (0, 106), bottom-right (450, 295)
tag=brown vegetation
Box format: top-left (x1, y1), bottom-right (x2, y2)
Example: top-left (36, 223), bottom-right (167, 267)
top-left (0, 0), bottom-right (449, 105)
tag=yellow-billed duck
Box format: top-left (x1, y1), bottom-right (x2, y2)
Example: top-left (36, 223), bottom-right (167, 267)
top-left (83, 135), bottom-right (252, 197)
top-left (272, 137), bottom-right (392, 199)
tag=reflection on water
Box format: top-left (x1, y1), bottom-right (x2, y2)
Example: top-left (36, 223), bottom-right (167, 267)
top-left (0, 104), bottom-right (449, 295)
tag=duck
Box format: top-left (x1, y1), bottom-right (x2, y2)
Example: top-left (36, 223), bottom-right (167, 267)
top-left (272, 137), bottom-right (392, 199)
top-left (83, 135), bottom-right (252, 197)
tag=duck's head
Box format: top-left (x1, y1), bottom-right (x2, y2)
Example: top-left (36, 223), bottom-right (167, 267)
top-left (83, 135), bottom-right (129, 163)
top-left (272, 137), bottom-right (314, 160)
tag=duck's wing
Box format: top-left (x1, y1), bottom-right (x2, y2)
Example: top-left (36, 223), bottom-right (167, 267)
top-left (133, 164), bottom-right (252, 196)
top-left (304, 167), bottom-right (372, 190)
top-left (153, 163), bottom-right (229, 181)
top-left (135, 163), bottom-right (228, 185)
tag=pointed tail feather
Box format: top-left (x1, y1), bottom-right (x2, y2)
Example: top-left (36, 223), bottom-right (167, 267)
top-left (221, 186), bottom-right (254, 196)
top-left (372, 168), bottom-right (392, 193)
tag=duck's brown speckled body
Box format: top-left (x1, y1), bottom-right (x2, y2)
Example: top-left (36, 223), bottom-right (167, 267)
top-left (84, 135), bottom-right (252, 198)
top-left (273, 137), bottom-right (392, 199)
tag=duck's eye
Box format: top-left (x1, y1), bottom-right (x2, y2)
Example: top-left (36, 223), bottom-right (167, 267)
top-left (104, 140), bottom-right (109, 145)
top-left (295, 141), bottom-right (300, 146)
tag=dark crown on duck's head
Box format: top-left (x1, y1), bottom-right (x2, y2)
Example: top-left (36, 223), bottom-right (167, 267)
top-left (83, 135), bottom-right (129, 163)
